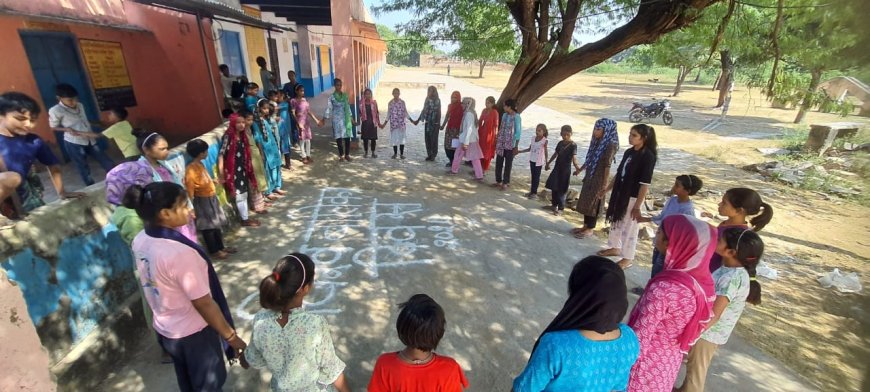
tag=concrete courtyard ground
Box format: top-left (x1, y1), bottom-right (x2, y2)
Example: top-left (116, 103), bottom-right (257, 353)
top-left (98, 68), bottom-right (824, 391)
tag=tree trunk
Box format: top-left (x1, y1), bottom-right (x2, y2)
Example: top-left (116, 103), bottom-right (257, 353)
top-left (712, 71), bottom-right (721, 91)
top-left (715, 50), bottom-right (733, 108)
top-left (673, 65), bottom-right (689, 96)
top-left (478, 60), bottom-right (486, 78)
top-left (766, 0), bottom-right (785, 97)
top-left (794, 69), bottom-right (823, 123)
top-left (694, 68), bottom-right (702, 83)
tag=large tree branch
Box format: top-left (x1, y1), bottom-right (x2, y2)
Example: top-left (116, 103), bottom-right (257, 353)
top-left (557, 0), bottom-right (581, 50)
top-left (504, 0), bottom-right (721, 110)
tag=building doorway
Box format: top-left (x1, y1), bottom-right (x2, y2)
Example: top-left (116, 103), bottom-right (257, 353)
top-left (218, 29), bottom-right (246, 76)
top-left (20, 31), bottom-right (100, 161)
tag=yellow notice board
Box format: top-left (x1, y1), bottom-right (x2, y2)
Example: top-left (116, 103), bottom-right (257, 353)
top-left (319, 46), bottom-right (331, 74)
top-left (79, 39), bottom-right (137, 110)
top-left (80, 40), bottom-right (132, 89)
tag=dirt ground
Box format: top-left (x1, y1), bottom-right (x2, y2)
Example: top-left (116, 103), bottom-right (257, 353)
top-left (416, 66), bottom-right (870, 391)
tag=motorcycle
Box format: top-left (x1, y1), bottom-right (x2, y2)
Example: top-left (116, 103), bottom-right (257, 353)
top-left (629, 99), bottom-right (674, 125)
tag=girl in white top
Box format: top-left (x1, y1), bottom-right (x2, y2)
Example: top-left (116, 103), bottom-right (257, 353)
top-left (518, 124), bottom-right (550, 199)
top-left (449, 97), bottom-right (484, 181)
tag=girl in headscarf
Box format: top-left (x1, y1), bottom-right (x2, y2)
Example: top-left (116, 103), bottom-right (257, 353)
top-left (439, 91), bottom-right (463, 166)
top-left (572, 118), bottom-right (619, 238)
top-left (217, 113), bottom-right (260, 227)
top-left (477, 96), bottom-right (499, 172)
top-left (324, 79), bottom-right (357, 162)
top-left (358, 88), bottom-right (380, 158)
top-left (493, 99), bottom-right (522, 190)
top-left (449, 97), bottom-right (484, 181)
top-left (513, 256), bottom-right (640, 391)
top-left (415, 86), bottom-right (441, 161)
top-left (598, 124), bottom-right (657, 269)
top-left (627, 214), bottom-right (717, 392)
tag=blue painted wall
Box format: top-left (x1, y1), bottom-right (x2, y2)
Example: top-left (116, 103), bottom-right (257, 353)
top-left (1, 227), bottom-right (136, 344)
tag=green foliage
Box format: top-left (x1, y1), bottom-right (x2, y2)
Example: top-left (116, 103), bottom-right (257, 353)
top-left (451, 2), bottom-right (518, 72)
top-left (376, 24), bottom-right (435, 66)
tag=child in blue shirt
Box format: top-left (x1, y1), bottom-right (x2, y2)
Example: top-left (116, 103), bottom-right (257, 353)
top-left (639, 174), bottom-right (702, 277)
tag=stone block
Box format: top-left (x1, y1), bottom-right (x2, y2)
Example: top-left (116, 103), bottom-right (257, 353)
top-left (805, 123), bottom-right (861, 156)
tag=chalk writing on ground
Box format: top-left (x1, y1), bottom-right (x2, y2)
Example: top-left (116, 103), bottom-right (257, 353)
top-left (235, 187), bottom-right (459, 320)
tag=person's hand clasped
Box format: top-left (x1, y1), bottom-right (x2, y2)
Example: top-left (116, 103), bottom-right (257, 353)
top-left (630, 208), bottom-right (642, 221)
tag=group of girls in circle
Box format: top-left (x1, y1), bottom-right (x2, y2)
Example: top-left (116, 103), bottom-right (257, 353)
top-left (123, 178), bottom-right (773, 392)
top-left (244, 81), bottom-right (322, 167)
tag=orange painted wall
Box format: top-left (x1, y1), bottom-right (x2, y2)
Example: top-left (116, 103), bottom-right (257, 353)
top-left (0, 2), bottom-right (224, 146)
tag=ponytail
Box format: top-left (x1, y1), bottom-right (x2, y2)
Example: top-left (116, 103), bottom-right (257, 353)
top-left (750, 202), bottom-right (774, 232)
top-left (259, 253), bottom-right (315, 312)
top-left (676, 174), bottom-right (703, 196)
top-left (724, 188), bottom-right (774, 232)
top-left (132, 128), bottom-right (165, 153)
top-left (129, 182), bottom-right (186, 225)
top-left (722, 228), bottom-right (765, 305)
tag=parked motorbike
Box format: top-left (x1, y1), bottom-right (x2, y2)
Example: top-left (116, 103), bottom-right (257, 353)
top-left (629, 99), bottom-right (673, 125)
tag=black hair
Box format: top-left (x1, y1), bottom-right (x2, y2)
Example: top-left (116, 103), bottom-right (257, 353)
top-left (246, 83), bottom-right (260, 91)
top-left (504, 98), bottom-right (517, 112)
top-left (485, 96), bottom-right (495, 105)
top-left (121, 186), bottom-right (139, 210)
top-left (334, 78), bottom-right (342, 85)
top-left (396, 293), bottom-right (446, 352)
top-left (221, 108), bottom-right (234, 119)
top-left (295, 84), bottom-right (305, 95)
top-left (724, 187), bottom-right (774, 231)
top-left (287, 70), bottom-right (296, 76)
top-left (254, 100), bottom-right (272, 139)
top-left (721, 228), bottom-right (765, 305)
top-left (110, 106), bottom-right (128, 121)
top-left (560, 124), bottom-right (573, 134)
top-left (256, 56), bottom-right (267, 67)
top-left (0, 92), bottom-right (42, 117)
top-left (364, 88), bottom-right (373, 96)
top-left (259, 253), bottom-right (315, 312)
top-left (239, 109), bottom-right (254, 119)
top-left (631, 123), bottom-right (658, 156)
top-left (536, 123), bottom-right (549, 138)
top-left (126, 182), bottom-right (186, 225)
top-left (186, 139), bottom-right (208, 158)
top-left (132, 128), bottom-right (166, 153)
top-left (676, 174), bottom-right (703, 196)
top-left (219, 64), bottom-right (229, 72)
top-left (55, 83), bottom-right (79, 98)
top-left (266, 90), bottom-right (278, 99)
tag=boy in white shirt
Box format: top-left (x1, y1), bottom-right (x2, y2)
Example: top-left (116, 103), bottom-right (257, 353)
top-left (48, 83), bottom-right (115, 185)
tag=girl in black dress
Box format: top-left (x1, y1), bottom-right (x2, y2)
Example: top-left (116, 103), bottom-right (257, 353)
top-left (545, 125), bottom-right (583, 216)
top-left (598, 124), bottom-right (658, 269)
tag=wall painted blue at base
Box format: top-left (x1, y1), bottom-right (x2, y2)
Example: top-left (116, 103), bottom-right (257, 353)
top-left (1, 226), bottom-right (137, 343)
top-left (300, 72), bottom-right (334, 98)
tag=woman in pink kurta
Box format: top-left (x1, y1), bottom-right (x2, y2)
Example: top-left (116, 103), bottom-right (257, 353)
top-left (290, 84), bottom-right (322, 164)
top-left (627, 214), bottom-right (717, 392)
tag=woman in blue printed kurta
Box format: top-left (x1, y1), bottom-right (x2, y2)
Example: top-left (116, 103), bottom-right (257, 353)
top-left (514, 256), bottom-right (639, 392)
top-left (252, 99), bottom-right (285, 196)
top-left (277, 91), bottom-right (294, 169)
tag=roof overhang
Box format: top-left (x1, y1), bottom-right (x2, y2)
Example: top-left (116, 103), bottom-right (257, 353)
top-left (242, 0), bottom-right (332, 26)
top-left (132, 0), bottom-right (288, 31)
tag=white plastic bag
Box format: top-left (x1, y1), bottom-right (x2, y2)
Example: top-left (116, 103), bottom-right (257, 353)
top-left (818, 268), bottom-right (863, 293)
top-left (756, 261), bottom-right (778, 280)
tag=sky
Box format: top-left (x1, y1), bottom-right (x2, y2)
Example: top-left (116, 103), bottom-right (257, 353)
top-left (363, 0), bottom-right (612, 53)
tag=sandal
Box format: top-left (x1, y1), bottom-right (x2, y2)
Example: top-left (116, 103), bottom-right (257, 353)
top-left (597, 248), bottom-right (621, 257)
top-left (617, 259), bottom-right (634, 269)
top-left (573, 229), bottom-right (594, 239)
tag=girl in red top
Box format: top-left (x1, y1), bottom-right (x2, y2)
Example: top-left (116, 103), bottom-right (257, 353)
top-left (477, 96), bottom-right (499, 172)
top-left (368, 294), bottom-right (469, 392)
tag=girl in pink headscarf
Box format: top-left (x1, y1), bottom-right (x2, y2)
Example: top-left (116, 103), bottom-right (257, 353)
top-left (627, 214), bottom-right (716, 392)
